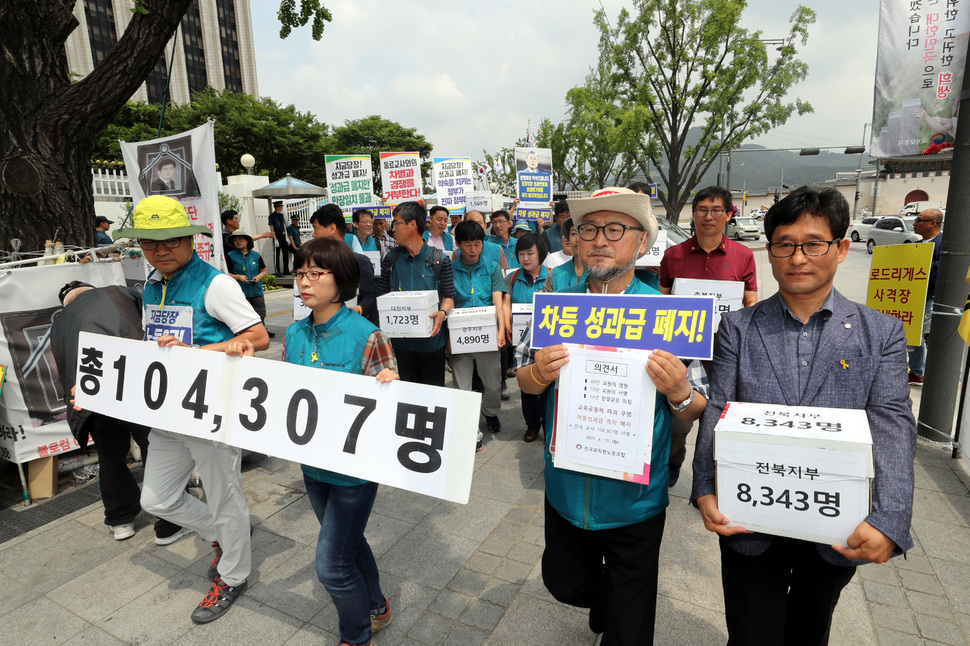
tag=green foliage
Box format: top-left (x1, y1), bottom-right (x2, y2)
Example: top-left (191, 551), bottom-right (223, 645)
top-left (278, 0), bottom-right (332, 40)
top-left (329, 115), bottom-right (433, 195)
top-left (218, 192), bottom-right (241, 214)
top-left (591, 0), bottom-right (815, 220)
top-left (262, 273), bottom-right (277, 288)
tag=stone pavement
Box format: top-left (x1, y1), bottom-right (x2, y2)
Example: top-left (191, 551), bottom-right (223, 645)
top-left (3, 271), bottom-right (970, 645)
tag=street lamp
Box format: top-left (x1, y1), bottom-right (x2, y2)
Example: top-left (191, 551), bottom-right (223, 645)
top-left (240, 153), bottom-right (255, 174)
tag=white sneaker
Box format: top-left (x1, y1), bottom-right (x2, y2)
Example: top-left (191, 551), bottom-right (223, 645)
top-left (155, 526), bottom-right (195, 546)
top-left (109, 523), bottom-right (135, 541)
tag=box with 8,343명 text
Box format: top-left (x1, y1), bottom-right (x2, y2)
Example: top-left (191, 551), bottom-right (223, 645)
top-left (714, 401), bottom-right (873, 547)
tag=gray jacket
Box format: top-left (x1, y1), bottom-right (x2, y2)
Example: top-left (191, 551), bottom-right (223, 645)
top-left (691, 290), bottom-right (917, 566)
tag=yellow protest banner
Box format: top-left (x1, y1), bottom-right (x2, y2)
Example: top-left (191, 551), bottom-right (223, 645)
top-left (958, 266), bottom-right (970, 346)
top-left (866, 243), bottom-right (934, 346)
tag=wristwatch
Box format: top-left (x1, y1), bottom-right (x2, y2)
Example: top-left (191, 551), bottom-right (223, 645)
top-left (667, 388), bottom-right (694, 413)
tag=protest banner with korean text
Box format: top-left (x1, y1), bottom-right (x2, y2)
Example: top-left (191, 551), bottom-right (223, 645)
top-left (73, 333), bottom-right (480, 503)
top-left (433, 157), bottom-right (473, 215)
top-left (355, 206), bottom-right (392, 220)
top-left (515, 147), bottom-right (553, 222)
top-left (870, 1), bottom-right (969, 157)
top-left (464, 190), bottom-right (492, 213)
top-left (121, 122), bottom-right (223, 270)
top-left (866, 242), bottom-right (933, 345)
top-left (530, 293), bottom-right (714, 359)
top-left (380, 152), bottom-right (423, 206)
top-left (714, 401), bottom-right (873, 546)
top-left (0, 262), bottom-right (126, 464)
top-left (326, 155), bottom-right (374, 214)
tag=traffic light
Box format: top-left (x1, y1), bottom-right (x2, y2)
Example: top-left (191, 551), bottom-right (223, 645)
top-left (773, 192), bottom-right (780, 204)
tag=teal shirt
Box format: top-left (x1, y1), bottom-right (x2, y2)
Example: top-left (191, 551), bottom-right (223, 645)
top-left (143, 253), bottom-right (235, 347)
top-left (358, 235), bottom-right (379, 252)
top-left (508, 266), bottom-right (548, 304)
top-left (285, 306), bottom-right (379, 487)
top-left (453, 259), bottom-right (506, 308)
top-left (542, 277), bottom-right (672, 530)
top-left (550, 261), bottom-right (587, 292)
top-left (490, 236), bottom-right (520, 269)
top-left (227, 249), bottom-right (264, 299)
top-left (422, 229), bottom-right (454, 252)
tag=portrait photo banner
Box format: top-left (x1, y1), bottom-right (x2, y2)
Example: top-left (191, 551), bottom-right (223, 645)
top-left (73, 333), bottom-right (480, 503)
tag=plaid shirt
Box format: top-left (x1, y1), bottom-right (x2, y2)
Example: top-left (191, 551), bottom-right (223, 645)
top-left (376, 232), bottom-right (398, 258)
top-left (362, 329), bottom-right (398, 376)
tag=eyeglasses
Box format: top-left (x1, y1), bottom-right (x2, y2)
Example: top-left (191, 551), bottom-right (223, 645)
top-left (693, 208), bottom-right (727, 218)
top-left (767, 240), bottom-right (842, 258)
top-left (295, 270), bottom-right (334, 281)
top-left (914, 217), bottom-right (937, 224)
top-left (139, 238), bottom-right (184, 250)
top-left (576, 223), bottom-right (644, 241)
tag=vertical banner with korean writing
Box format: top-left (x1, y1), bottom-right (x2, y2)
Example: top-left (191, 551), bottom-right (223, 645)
top-left (326, 154), bottom-right (375, 215)
top-left (380, 152), bottom-right (423, 206)
top-left (515, 147), bottom-right (553, 223)
top-left (870, 1), bottom-right (969, 157)
top-left (433, 157), bottom-right (473, 215)
top-left (0, 262), bottom-right (126, 464)
top-left (866, 242), bottom-right (934, 345)
top-left (121, 121), bottom-right (223, 270)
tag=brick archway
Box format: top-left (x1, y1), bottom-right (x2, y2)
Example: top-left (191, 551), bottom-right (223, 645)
top-left (905, 189), bottom-right (929, 204)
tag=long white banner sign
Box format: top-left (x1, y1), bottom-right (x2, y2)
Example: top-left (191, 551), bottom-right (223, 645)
top-left (73, 332), bottom-right (480, 503)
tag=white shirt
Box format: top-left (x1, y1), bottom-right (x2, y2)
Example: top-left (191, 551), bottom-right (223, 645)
top-left (544, 249), bottom-right (572, 269)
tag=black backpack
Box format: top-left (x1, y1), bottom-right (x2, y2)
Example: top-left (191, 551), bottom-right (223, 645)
top-left (385, 246), bottom-right (445, 284)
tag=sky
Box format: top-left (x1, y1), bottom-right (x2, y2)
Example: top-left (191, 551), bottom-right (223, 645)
top-left (250, 1), bottom-right (880, 161)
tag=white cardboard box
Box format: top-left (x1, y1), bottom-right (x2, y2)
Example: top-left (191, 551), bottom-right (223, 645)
top-left (449, 306), bottom-right (498, 354)
top-left (672, 277), bottom-right (744, 332)
top-left (714, 401), bottom-right (873, 546)
top-left (377, 290), bottom-right (438, 338)
top-left (511, 303), bottom-right (533, 346)
top-left (635, 230), bottom-right (668, 267)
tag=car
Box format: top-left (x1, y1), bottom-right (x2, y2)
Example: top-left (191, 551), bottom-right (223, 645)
top-left (866, 216), bottom-right (921, 254)
top-left (847, 217), bottom-right (880, 242)
top-left (725, 217), bottom-right (761, 241)
top-left (658, 216), bottom-right (690, 247)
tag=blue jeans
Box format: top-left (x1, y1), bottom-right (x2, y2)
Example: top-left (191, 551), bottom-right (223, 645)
top-left (304, 476), bottom-right (385, 645)
top-left (907, 299), bottom-right (933, 378)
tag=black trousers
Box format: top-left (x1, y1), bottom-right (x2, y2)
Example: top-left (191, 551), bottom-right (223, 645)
top-left (542, 497), bottom-right (665, 646)
top-left (274, 232), bottom-right (291, 274)
top-left (86, 414), bottom-right (180, 537)
top-left (393, 345), bottom-right (447, 387)
top-left (520, 391), bottom-right (547, 429)
top-left (720, 536), bottom-right (856, 646)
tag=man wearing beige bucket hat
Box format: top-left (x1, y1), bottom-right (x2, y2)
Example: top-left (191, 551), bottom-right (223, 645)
top-left (116, 195), bottom-right (270, 623)
top-left (514, 187), bottom-right (708, 644)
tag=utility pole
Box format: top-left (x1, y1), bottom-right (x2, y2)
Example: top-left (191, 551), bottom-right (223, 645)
top-left (852, 123), bottom-right (870, 219)
top-left (917, 52), bottom-right (970, 444)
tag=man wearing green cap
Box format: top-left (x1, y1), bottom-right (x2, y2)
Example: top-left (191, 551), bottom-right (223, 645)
top-left (115, 195), bottom-right (270, 624)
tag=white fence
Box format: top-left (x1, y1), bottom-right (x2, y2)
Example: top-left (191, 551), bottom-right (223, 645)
top-left (91, 168), bottom-right (130, 199)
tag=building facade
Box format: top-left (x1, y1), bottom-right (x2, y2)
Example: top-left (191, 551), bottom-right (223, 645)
top-left (65, 0), bottom-right (258, 105)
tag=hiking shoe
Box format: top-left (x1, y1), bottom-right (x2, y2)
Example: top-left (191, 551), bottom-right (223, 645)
top-left (500, 382), bottom-right (511, 400)
top-left (371, 598), bottom-right (392, 633)
top-left (190, 577), bottom-right (247, 624)
top-left (523, 426), bottom-right (540, 443)
top-left (207, 541), bottom-right (223, 580)
top-left (486, 416), bottom-right (501, 433)
top-left (908, 373), bottom-right (924, 385)
top-left (109, 523), bottom-right (135, 541)
top-left (155, 526), bottom-right (195, 546)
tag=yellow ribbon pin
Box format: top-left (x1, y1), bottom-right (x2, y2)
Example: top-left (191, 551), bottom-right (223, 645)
top-left (840, 360), bottom-right (849, 370)
top-left (311, 352), bottom-right (318, 363)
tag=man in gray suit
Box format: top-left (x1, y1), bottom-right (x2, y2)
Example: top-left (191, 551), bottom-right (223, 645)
top-left (691, 186), bottom-right (916, 645)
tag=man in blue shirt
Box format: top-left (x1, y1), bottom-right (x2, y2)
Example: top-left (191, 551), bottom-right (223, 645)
top-left (379, 201), bottom-right (456, 386)
top-left (489, 209), bottom-right (519, 270)
top-left (95, 216), bottom-right (113, 245)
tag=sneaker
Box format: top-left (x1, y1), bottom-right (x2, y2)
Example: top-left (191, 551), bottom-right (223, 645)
top-left (371, 598), bottom-right (392, 633)
top-left (207, 541), bottom-right (223, 580)
top-left (506, 368), bottom-right (516, 378)
top-left (908, 373), bottom-right (924, 385)
top-left (155, 526), bottom-right (195, 546)
top-left (486, 416), bottom-right (502, 433)
top-left (476, 430), bottom-right (484, 452)
top-left (268, 331), bottom-right (276, 339)
top-left (500, 382), bottom-right (511, 400)
top-left (523, 426), bottom-right (540, 443)
top-left (109, 523), bottom-right (135, 541)
top-left (190, 577), bottom-right (247, 624)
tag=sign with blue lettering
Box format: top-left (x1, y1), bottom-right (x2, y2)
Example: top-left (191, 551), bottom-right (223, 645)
top-left (354, 206), bottom-right (392, 220)
top-left (143, 305), bottom-right (193, 345)
top-left (530, 293), bottom-right (715, 359)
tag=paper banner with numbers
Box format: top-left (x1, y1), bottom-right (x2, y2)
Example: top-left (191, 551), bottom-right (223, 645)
top-left (73, 332), bottom-right (480, 503)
